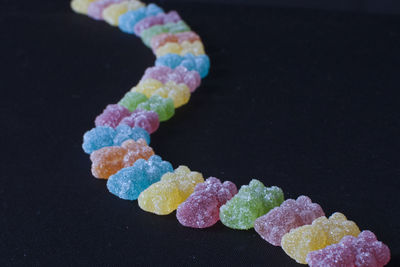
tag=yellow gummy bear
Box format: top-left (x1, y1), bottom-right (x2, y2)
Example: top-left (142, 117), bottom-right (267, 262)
top-left (155, 42), bottom-right (182, 58)
top-left (153, 81), bottom-right (190, 108)
top-left (102, 0), bottom-right (145, 26)
top-left (281, 212), bottom-right (360, 264)
top-left (130, 79), bottom-right (163, 97)
top-left (155, 41), bottom-right (205, 58)
top-left (138, 166), bottom-right (204, 215)
top-left (70, 0), bottom-right (97, 15)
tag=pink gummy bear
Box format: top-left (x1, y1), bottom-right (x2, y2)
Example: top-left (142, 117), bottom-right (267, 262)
top-left (95, 104), bottom-right (131, 128)
top-left (118, 109), bottom-right (159, 134)
top-left (150, 31), bottom-right (201, 51)
top-left (87, 0), bottom-right (125, 20)
top-left (254, 195), bottom-right (325, 246)
top-left (306, 230), bottom-right (391, 267)
top-left (176, 177), bottom-right (237, 228)
top-left (134, 11), bottom-right (181, 36)
top-left (142, 66), bottom-right (201, 92)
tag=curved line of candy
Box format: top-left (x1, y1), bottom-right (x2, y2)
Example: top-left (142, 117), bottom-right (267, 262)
top-left (72, 0), bottom-right (391, 266)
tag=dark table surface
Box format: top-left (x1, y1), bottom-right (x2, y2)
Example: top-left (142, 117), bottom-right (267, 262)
top-left (1, 0), bottom-right (400, 266)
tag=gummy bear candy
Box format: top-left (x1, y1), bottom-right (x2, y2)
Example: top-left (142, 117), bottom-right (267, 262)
top-left (281, 212), bottom-right (360, 264)
top-left (87, 0), bottom-right (125, 20)
top-left (306, 230), bottom-right (391, 267)
top-left (118, 91), bottom-right (148, 112)
top-left (71, 0), bottom-right (97, 14)
top-left (254, 195), bottom-right (325, 246)
top-left (134, 11), bottom-right (181, 36)
top-left (118, 4), bottom-right (164, 34)
top-left (155, 40), bottom-right (205, 58)
top-left (150, 32), bottom-right (200, 51)
top-left (119, 108), bottom-right (159, 134)
top-left (82, 125), bottom-right (150, 154)
top-left (90, 138), bottom-right (154, 179)
top-left (140, 21), bottom-right (191, 47)
top-left (219, 179), bottom-right (284, 230)
top-left (176, 177), bottom-right (237, 228)
top-left (156, 53), bottom-right (210, 78)
top-left (138, 166), bottom-right (204, 215)
top-left (95, 104), bottom-right (131, 128)
top-left (137, 95), bottom-right (175, 122)
top-left (102, 0), bottom-right (145, 26)
top-left (107, 155), bottom-right (173, 200)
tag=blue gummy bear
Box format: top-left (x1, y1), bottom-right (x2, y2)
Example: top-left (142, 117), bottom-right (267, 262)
top-left (106, 155), bottom-right (173, 200)
top-left (155, 53), bottom-right (210, 78)
top-left (82, 125), bottom-right (150, 154)
top-left (118, 4), bottom-right (164, 34)
top-left (113, 124), bottom-right (150, 146)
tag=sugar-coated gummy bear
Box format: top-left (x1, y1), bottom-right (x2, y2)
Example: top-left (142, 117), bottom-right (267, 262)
top-left (141, 21), bottom-right (191, 47)
top-left (107, 155), bottom-right (173, 200)
top-left (281, 212), bottom-right (360, 264)
top-left (119, 108), bottom-right (159, 134)
top-left (219, 179), bottom-right (284, 230)
top-left (138, 166), bottom-right (204, 215)
top-left (155, 40), bottom-right (205, 58)
top-left (90, 138), bottom-right (154, 179)
top-left (306, 230), bottom-right (391, 267)
top-left (156, 53), bottom-right (210, 78)
top-left (150, 32), bottom-right (200, 51)
top-left (134, 11), bottom-right (181, 36)
top-left (254, 195), bottom-right (325, 246)
top-left (176, 177), bottom-right (237, 228)
top-left (87, 0), bottom-right (125, 20)
top-left (82, 125), bottom-right (150, 154)
top-left (118, 4), bottom-right (164, 34)
top-left (118, 91), bottom-right (148, 112)
top-left (71, 0), bottom-right (97, 14)
top-left (95, 104), bottom-right (131, 128)
top-left (102, 0), bottom-right (145, 26)
top-left (137, 95), bottom-right (175, 121)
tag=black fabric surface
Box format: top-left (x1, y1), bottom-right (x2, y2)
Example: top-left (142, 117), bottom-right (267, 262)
top-left (1, 1), bottom-right (400, 266)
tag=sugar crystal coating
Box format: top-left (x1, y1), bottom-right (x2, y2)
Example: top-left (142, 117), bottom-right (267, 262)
top-left (141, 21), bottom-right (191, 47)
top-left (118, 91), bottom-right (148, 112)
top-left (138, 166), bottom-right (204, 215)
top-left (219, 179), bottom-right (284, 230)
top-left (107, 155), bottom-right (173, 200)
top-left (176, 177), bottom-right (237, 228)
top-left (155, 40), bottom-right (205, 58)
top-left (90, 138), bottom-right (154, 179)
top-left (156, 53), bottom-right (210, 78)
top-left (281, 212), bottom-right (361, 264)
top-left (95, 104), bottom-right (131, 128)
top-left (119, 108), bottom-right (159, 134)
top-left (150, 32), bottom-right (200, 51)
top-left (102, 0), bottom-right (145, 26)
top-left (137, 95), bottom-right (175, 121)
top-left (254, 195), bottom-right (325, 246)
top-left (134, 11), bottom-right (181, 36)
top-left (118, 4), bottom-right (164, 34)
top-left (82, 125), bottom-right (150, 154)
top-left (87, 0), bottom-right (125, 20)
top-left (71, 0), bottom-right (97, 14)
top-left (306, 230), bottom-right (391, 267)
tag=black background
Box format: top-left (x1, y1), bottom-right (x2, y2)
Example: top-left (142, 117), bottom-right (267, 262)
top-left (1, 0), bottom-right (400, 266)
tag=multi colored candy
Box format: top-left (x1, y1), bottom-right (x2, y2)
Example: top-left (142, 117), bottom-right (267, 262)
top-left (150, 32), bottom-right (200, 52)
top-left (102, 0), bottom-right (145, 26)
top-left (137, 95), bottom-right (175, 121)
top-left (118, 108), bottom-right (159, 133)
top-left (254, 195), bottom-right (325, 246)
top-left (90, 138), bottom-right (154, 179)
top-left (107, 155), bottom-right (173, 200)
top-left (87, 0), bottom-right (125, 20)
top-left (118, 91), bottom-right (148, 111)
top-left (306, 230), bottom-right (391, 267)
top-left (155, 53), bottom-right (210, 78)
top-left (281, 212), bottom-right (360, 264)
top-left (219, 179), bottom-right (284, 230)
top-left (134, 11), bottom-right (181, 36)
top-left (177, 177), bottom-right (237, 228)
top-left (95, 104), bottom-right (131, 128)
top-left (82, 125), bottom-right (150, 154)
top-left (155, 40), bottom-right (205, 58)
top-left (138, 166), bottom-right (204, 215)
top-left (141, 21), bottom-right (191, 47)
top-left (118, 4), bottom-right (164, 34)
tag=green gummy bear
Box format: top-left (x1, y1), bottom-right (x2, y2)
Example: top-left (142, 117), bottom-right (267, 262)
top-left (219, 179), bottom-right (284, 230)
top-left (118, 92), bottom-right (148, 112)
top-left (141, 21), bottom-right (191, 47)
top-left (137, 95), bottom-right (175, 122)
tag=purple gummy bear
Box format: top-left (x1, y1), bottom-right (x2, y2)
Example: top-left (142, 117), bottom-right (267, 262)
top-left (87, 0), bottom-right (125, 20)
top-left (95, 104), bottom-right (131, 128)
top-left (306, 230), bottom-right (391, 267)
top-left (142, 66), bottom-right (201, 92)
top-left (118, 109), bottom-right (159, 134)
top-left (134, 11), bottom-right (181, 36)
top-left (176, 177), bottom-right (237, 228)
top-left (254, 195), bottom-right (325, 246)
